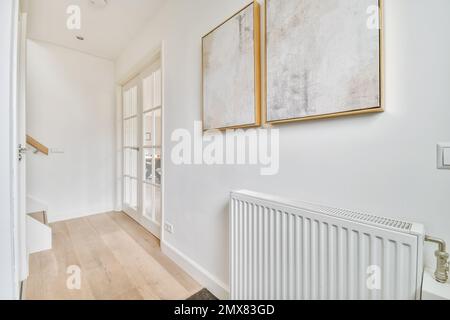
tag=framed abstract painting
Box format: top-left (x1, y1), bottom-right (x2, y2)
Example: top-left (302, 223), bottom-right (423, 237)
top-left (202, 1), bottom-right (261, 131)
top-left (265, 0), bottom-right (384, 124)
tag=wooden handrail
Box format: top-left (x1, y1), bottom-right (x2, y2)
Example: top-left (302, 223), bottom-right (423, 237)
top-left (26, 135), bottom-right (49, 155)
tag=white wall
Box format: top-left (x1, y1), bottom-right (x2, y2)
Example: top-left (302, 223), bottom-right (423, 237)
top-left (0, 0), bottom-right (18, 300)
top-left (27, 40), bottom-right (116, 222)
top-left (116, 0), bottom-right (450, 297)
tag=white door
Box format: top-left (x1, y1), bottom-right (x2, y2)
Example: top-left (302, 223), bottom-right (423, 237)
top-left (16, 13), bottom-right (28, 282)
top-left (140, 64), bottom-right (162, 238)
top-left (122, 62), bottom-right (162, 239)
top-left (122, 77), bottom-right (140, 220)
top-left (2, 2), bottom-right (28, 298)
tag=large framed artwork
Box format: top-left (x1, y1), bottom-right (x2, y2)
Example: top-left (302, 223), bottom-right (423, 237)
top-left (265, 0), bottom-right (384, 124)
top-left (202, 1), bottom-right (261, 131)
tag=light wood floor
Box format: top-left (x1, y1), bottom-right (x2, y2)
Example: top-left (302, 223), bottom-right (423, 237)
top-left (23, 212), bottom-right (202, 300)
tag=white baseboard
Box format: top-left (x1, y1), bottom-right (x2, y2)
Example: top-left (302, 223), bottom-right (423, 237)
top-left (49, 208), bottom-right (117, 223)
top-left (161, 241), bottom-right (229, 300)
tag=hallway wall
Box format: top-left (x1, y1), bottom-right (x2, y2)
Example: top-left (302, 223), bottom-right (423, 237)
top-left (116, 0), bottom-right (450, 298)
top-left (27, 40), bottom-right (116, 222)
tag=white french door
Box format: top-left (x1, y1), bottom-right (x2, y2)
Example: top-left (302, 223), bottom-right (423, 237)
top-left (140, 65), bottom-right (163, 237)
top-left (122, 61), bottom-right (162, 238)
top-left (122, 77), bottom-right (140, 218)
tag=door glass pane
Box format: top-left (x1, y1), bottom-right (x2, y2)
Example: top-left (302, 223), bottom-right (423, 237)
top-left (124, 117), bottom-right (138, 147)
top-left (124, 87), bottom-right (138, 118)
top-left (130, 178), bottom-right (137, 209)
top-left (144, 148), bottom-right (153, 182)
top-left (144, 183), bottom-right (161, 225)
top-left (143, 74), bottom-right (154, 111)
top-left (143, 112), bottom-right (154, 146)
top-left (154, 69), bottom-right (162, 108)
top-left (130, 149), bottom-right (138, 178)
top-left (123, 90), bottom-right (130, 118)
top-left (143, 146), bottom-right (161, 224)
top-left (143, 148), bottom-right (161, 185)
top-left (123, 85), bottom-right (138, 211)
top-left (144, 183), bottom-right (154, 220)
top-left (124, 177), bottom-right (130, 205)
top-left (154, 109), bottom-right (162, 147)
top-left (124, 148), bottom-right (138, 178)
top-left (154, 186), bottom-right (161, 224)
top-left (124, 176), bottom-right (138, 210)
top-left (130, 86), bottom-right (137, 116)
top-left (155, 148), bottom-right (161, 185)
top-left (143, 109), bottom-right (161, 147)
top-left (124, 149), bottom-right (130, 176)
top-left (124, 118), bottom-right (129, 146)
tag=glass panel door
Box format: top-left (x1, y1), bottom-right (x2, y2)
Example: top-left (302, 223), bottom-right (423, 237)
top-left (122, 61), bottom-right (162, 239)
top-left (122, 79), bottom-right (140, 218)
top-left (141, 66), bottom-right (162, 237)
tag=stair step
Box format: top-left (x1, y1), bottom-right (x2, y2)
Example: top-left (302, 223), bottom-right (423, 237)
top-left (27, 211), bottom-right (48, 225)
top-left (26, 215), bottom-right (52, 255)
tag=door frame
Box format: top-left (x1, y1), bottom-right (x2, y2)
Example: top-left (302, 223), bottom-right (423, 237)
top-left (1, 0), bottom-right (23, 300)
top-left (117, 43), bottom-right (165, 241)
top-left (16, 11), bottom-right (28, 284)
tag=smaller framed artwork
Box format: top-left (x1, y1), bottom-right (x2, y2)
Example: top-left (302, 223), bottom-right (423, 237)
top-left (202, 1), bottom-right (261, 131)
top-left (265, 0), bottom-right (384, 124)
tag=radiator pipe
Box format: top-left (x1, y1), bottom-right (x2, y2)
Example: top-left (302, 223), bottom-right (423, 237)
top-left (425, 235), bottom-right (449, 283)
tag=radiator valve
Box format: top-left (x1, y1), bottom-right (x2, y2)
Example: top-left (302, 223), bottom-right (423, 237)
top-left (425, 235), bottom-right (449, 283)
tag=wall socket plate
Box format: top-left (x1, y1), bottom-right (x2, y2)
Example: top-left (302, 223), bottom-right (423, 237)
top-left (437, 143), bottom-right (450, 169)
top-left (164, 222), bottom-right (174, 234)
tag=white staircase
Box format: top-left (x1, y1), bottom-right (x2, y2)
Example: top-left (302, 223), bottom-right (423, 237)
top-left (26, 196), bottom-right (52, 254)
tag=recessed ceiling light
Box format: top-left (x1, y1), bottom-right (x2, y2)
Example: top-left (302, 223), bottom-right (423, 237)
top-left (76, 36), bottom-right (85, 41)
top-left (88, 0), bottom-right (108, 8)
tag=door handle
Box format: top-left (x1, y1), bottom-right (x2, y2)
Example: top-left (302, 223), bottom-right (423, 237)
top-left (19, 145), bottom-right (28, 154)
top-left (18, 144), bottom-right (28, 161)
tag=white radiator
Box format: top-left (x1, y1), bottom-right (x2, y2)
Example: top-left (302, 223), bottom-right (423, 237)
top-left (230, 191), bottom-right (425, 300)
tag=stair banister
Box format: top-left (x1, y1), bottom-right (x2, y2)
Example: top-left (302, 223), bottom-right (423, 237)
top-left (26, 135), bottom-right (49, 155)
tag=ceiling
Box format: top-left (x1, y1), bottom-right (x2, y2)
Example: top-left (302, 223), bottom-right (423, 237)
top-left (26, 0), bottom-right (164, 60)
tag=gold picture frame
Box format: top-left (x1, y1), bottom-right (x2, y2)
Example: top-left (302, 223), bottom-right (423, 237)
top-left (264, 0), bottom-right (385, 125)
top-left (202, 1), bottom-right (261, 131)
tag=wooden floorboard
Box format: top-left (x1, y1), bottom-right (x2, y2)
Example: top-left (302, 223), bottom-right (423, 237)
top-left (23, 212), bottom-right (201, 300)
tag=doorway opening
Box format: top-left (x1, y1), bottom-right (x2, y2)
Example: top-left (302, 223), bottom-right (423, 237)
top-left (122, 57), bottom-right (163, 239)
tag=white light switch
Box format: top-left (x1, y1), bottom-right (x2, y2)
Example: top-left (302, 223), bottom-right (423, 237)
top-left (437, 144), bottom-right (450, 169)
top-left (443, 148), bottom-right (450, 166)
top-left (50, 148), bottom-right (65, 154)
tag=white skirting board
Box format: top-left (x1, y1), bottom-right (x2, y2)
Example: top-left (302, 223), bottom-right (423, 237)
top-left (48, 208), bottom-right (116, 223)
top-left (161, 241), bottom-right (229, 300)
